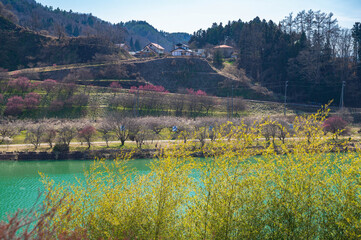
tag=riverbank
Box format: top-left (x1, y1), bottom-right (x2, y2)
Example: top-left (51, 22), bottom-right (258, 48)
top-left (0, 149), bottom-right (158, 161)
top-left (0, 139), bottom-right (355, 161)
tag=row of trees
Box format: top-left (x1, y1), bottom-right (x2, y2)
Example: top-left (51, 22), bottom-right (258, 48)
top-left (0, 114), bottom-right (349, 150)
top-left (189, 10), bottom-right (361, 107)
top-left (109, 85), bottom-right (246, 117)
top-left (0, 76), bottom-right (246, 118)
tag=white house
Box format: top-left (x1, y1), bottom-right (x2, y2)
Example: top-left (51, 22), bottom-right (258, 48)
top-left (171, 43), bottom-right (193, 56)
top-left (171, 48), bottom-right (193, 56)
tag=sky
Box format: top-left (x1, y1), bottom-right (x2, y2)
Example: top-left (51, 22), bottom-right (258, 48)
top-left (36, 0), bottom-right (360, 33)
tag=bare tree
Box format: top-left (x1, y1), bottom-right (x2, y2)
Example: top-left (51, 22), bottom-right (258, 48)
top-left (97, 120), bottom-right (113, 147)
top-left (280, 12), bottom-right (295, 34)
top-left (193, 120), bottom-right (211, 148)
top-left (54, 22), bottom-right (65, 40)
top-left (57, 122), bottom-right (78, 147)
top-left (199, 96), bottom-right (214, 115)
top-left (0, 120), bottom-right (19, 143)
top-left (233, 97), bottom-right (246, 116)
top-left (260, 120), bottom-right (279, 147)
top-left (43, 126), bottom-right (57, 149)
top-left (276, 120), bottom-right (291, 144)
top-left (295, 10), bottom-right (306, 33)
top-left (128, 119), bottom-right (152, 149)
top-left (170, 94), bottom-right (185, 116)
top-left (25, 123), bottom-right (46, 150)
top-left (108, 114), bottom-right (130, 146)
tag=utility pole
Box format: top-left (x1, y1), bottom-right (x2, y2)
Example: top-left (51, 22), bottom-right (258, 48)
top-left (231, 85), bottom-right (234, 119)
top-left (339, 81), bottom-right (346, 109)
top-left (284, 81), bottom-right (288, 116)
top-left (227, 93), bottom-right (230, 119)
top-left (136, 89), bottom-right (140, 117)
top-left (133, 92), bottom-right (137, 117)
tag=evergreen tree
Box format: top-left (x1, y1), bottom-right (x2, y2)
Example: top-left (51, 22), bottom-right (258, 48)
top-left (130, 37), bottom-right (134, 51)
top-left (65, 23), bottom-right (72, 36)
top-left (213, 50), bottom-right (223, 67)
top-left (189, 10), bottom-right (359, 106)
top-left (352, 22), bottom-right (361, 77)
top-left (134, 39), bottom-right (141, 51)
top-left (73, 25), bottom-right (80, 37)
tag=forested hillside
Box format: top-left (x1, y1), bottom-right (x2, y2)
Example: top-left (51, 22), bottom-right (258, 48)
top-left (0, 0), bottom-right (190, 51)
top-left (125, 21), bottom-right (190, 51)
top-left (0, 15), bottom-right (130, 70)
top-left (190, 10), bottom-right (361, 107)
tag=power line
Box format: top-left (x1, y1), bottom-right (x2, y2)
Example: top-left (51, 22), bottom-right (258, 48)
top-left (340, 81), bottom-right (346, 109)
top-left (284, 81), bottom-right (288, 116)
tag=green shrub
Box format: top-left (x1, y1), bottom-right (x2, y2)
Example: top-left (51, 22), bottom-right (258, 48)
top-left (52, 143), bottom-right (69, 153)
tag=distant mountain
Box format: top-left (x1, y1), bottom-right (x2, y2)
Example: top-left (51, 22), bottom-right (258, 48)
top-left (124, 21), bottom-right (191, 52)
top-left (0, 0), bottom-right (190, 52)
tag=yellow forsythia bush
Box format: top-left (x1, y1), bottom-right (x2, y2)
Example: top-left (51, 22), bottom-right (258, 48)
top-left (40, 108), bottom-right (361, 239)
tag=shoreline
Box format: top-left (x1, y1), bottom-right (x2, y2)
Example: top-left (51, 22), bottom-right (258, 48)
top-left (0, 142), bottom-right (354, 161)
top-left (0, 149), bottom-right (158, 161)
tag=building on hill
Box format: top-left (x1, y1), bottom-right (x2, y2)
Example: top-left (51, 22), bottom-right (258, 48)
top-left (175, 43), bottom-right (189, 50)
top-left (194, 49), bottom-right (206, 57)
top-left (213, 45), bottom-right (234, 58)
top-left (135, 42), bottom-right (165, 57)
top-left (144, 43), bottom-right (165, 54)
top-left (171, 43), bottom-right (193, 56)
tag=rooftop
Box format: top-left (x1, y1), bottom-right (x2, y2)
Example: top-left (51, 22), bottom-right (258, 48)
top-left (214, 45), bottom-right (234, 49)
top-left (149, 43), bottom-right (165, 50)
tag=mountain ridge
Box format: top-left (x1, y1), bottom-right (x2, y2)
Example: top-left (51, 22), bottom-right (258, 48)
top-left (0, 15), bottom-right (130, 70)
top-left (0, 0), bottom-right (191, 51)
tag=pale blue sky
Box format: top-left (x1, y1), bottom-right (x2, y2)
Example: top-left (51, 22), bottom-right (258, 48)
top-left (36, 0), bottom-right (360, 33)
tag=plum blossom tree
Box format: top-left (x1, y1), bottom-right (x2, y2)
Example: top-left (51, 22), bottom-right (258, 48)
top-left (0, 68), bottom-right (8, 83)
top-left (5, 96), bottom-right (25, 115)
top-left (8, 77), bottom-right (32, 94)
top-left (78, 125), bottom-right (97, 149)
top-left (24, 92), bottom-right (41, 110)
top-left (323, 116), bottom-right (347, 139)
top-left (129, 84), bottom-right (169, 93)
top-left (42, 79), bottom-right (57, 96)
top-left (110, 81), bottom-right (122, 94)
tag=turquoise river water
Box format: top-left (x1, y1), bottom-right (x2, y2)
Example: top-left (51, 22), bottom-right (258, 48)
top-left (0, 159), bottom-right (152, 219)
